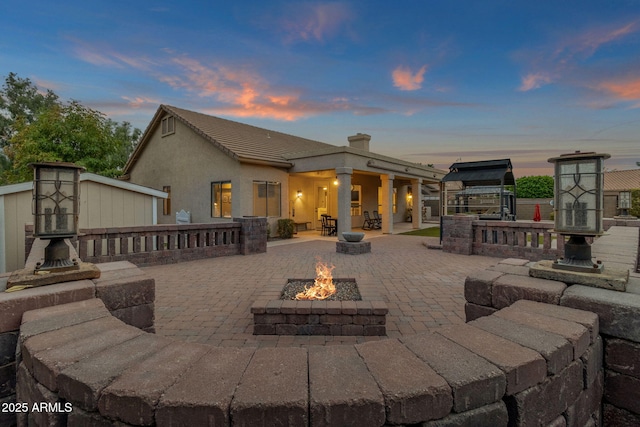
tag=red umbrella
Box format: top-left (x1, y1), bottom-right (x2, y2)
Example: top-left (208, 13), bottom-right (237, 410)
top-left (533, 204), bottom-right (541, 222)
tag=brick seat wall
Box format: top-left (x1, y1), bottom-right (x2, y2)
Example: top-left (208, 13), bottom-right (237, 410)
top-left (0, 261), bottom-right (154, 427)
top-left (465, 255), bottom-right (640, 426)
top-left (14, 293), bottom-right (603, 426)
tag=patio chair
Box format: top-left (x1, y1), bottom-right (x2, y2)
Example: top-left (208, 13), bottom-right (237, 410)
top-left (321, 214), bottom-right (337, 236)
top-left (372, 211), bottom-right (382, 229)
top-left (362, 211), bottom-right (375, 230)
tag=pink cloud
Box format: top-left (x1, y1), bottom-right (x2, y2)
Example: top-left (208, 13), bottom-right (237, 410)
top-left (161, 56), bottom-right (362, 120)
top-left (392, 65), bottom-right (428, 91)
top-left (517, 20), bottom-right (639, 91)
top-left (554, 21), bottom-right (639, 61)
top-left (597, 78), bottom-right (640, 106)
top-left (519, 72), bottom-right (553, 92)
top-left (277, 3), bottom-right (353, 43)
top-left (121, 96), bottom-right (159, 109)
top-left (70, 39), bottom-right (154, 71)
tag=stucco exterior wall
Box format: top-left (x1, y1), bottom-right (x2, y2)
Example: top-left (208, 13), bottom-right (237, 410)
top-left (127, 112), bottom-right (294, 229)
top-left (127, 115), bottom-right (244, 224)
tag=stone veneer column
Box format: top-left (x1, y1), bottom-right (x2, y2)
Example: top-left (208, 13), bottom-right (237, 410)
top-left (335, 167), bottom-right (353, 241)
top-left (381, 174), bottom-right (394, 234)
top-left (235, 217), bottom-right (267, 255)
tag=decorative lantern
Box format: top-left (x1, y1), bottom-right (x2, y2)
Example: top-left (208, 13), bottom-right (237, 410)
top-left (547, 151), bottom-right (610, 273)
top-left (31, 162), bottom-right (84, 272)
top-left (618, 191), bottom-right (631, 216)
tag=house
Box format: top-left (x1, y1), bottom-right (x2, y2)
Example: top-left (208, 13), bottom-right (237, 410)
top-left (122, 105), bottom-right (445, 238)
top-left (0, 173), bottom-right (167, 273)
top-left (603, 169), bottom-right (640, 217)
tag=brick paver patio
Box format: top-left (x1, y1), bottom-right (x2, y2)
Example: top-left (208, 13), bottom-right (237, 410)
top-left (144, 233), bottom-right (498, 347)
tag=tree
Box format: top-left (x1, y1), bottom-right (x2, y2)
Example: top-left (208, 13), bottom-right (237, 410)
top-left (0, 73), bottom-right (141, 184)
top-left (0, 72), bottom-right (59, 148)
top-left (514, 175), bottom-right (554, 198)
top-left (3, 101), bottom-right (137, 183)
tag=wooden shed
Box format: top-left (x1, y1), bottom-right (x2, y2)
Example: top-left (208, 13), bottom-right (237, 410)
top-left (0, 173), bottom-right (167, 273)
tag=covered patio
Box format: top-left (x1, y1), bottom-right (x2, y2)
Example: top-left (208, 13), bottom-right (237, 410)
top-left (285, 134), bottom-right (445, 239)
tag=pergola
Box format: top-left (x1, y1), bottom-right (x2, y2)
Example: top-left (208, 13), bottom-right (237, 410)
top-left (441, 159), bottom-right (517, 221)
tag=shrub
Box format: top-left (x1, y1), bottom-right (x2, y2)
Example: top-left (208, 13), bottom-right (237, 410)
top-left (277, 219), bottom-right (295, 239)
top-left (630, 189), bottom-right (640, 218)
top-left (514, 175), bottom-right (554, 198)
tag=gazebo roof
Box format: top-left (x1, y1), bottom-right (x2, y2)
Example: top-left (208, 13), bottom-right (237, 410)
top-left (442, 159), bottom-right (515, 187)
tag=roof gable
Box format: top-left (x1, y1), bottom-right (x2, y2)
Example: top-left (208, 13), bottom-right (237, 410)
top-left (124, 105), bottom-right (335, 173)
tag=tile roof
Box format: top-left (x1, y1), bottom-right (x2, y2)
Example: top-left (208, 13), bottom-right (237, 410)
top-left (163, 105), bottom-right (335, 164)
top-left (604, 169), bottom-right (640, 191)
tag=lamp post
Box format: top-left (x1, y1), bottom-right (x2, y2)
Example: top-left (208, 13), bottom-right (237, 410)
top-left (548, 151), bottom-right (610, 273)
top-left (31, 162), bottom-right (84, 273)
top-left (618, 191), bottom-right (631, 216)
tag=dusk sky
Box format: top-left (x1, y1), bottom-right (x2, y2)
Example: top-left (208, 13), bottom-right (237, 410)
top-left (2, 1), bottom-right (639, 177)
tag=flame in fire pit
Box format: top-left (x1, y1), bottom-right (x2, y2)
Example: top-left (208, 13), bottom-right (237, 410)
top-left (295, 260), bottom-right (336, 300)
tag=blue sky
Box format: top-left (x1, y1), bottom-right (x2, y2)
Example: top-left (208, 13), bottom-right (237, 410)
top-left (2, 1), bottom-right (639, 176)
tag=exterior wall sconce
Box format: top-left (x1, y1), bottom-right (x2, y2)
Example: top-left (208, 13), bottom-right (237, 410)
top-left (31, 162), bottom-right (84, 273)
top-left (547, 151), bottom-right (610, 273)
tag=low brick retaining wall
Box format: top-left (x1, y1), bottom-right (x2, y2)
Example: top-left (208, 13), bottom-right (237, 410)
top-left (442, 214), bottom-right (640, 262)
top-left (465, 253), bottom-right (640, 425)
top-left (24, 217), bottom-right (267, 268)
top-left (0, 261), bottom-right (154, 427)
top-left (12, 286), bottom-right (603, 426)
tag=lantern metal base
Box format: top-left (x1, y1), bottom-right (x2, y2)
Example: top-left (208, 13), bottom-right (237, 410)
top-left (35, 238), bottom-right (79, 273)
top-left (552, 235), bottom-right (602, 274)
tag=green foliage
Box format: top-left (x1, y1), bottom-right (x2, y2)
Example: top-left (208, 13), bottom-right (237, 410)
top-left (0, 73), bottom-right (140, 184)
top-left (277, 219), bottom-right (295, 239)
top-left (0, 72), bottom-right (59, 148)
top-left (514, 175), bottom-right (554, 198)
top-left (630, 189), bottom-right (640, 218)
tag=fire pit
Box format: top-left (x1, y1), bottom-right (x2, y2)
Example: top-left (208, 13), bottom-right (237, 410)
top-left (251, 259), bottom-right (387, 336)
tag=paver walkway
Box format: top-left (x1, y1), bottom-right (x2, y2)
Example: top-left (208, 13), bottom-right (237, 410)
top-left (145, 234), bottom-right (498, 347)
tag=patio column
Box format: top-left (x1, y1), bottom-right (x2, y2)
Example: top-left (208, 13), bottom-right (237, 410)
top-left (411, 178), bottom-right (422, 229)
top-left (336, 167), bottom-right (353, 240)
top-left (381, 174), bottom-right (394, 234)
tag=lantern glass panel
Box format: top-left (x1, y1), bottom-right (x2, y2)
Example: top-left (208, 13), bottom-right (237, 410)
top-left (34, 167), bottom-right (78, 237)
top-left (555, 159), bottom-right (599, 234)
top-left (619, 192), bottom-right (631, 209)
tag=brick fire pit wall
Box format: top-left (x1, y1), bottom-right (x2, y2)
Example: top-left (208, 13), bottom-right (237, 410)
top-left (251, 299), bottom-right (388, 336)
top-left (251, 278), bottom-right (388, 336)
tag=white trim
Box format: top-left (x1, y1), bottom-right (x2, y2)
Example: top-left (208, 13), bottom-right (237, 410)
top-left (0, 195), bottom-right (6, 273)
top-left (80, 173), bottom-right (168, 198)
top-left (152, 197), bottom-right (158, 224)
top-left (0, 173), bottom-right (168, 199)
top-left (0, 181), bottom-right (32, 196)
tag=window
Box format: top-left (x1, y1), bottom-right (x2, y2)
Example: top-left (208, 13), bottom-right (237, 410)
top-left (351, 185), bottom-right (362, 216)
top-left (162, 186), bottom-right (171, 215)
top-left (161, 116), bottom-right (175, 136)
top-left (211, 181), bottom-right (232, 218)
top-left (377, 187), bottom-right (398, 214)
top-left (253, 181), bottom-right (281, 216)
